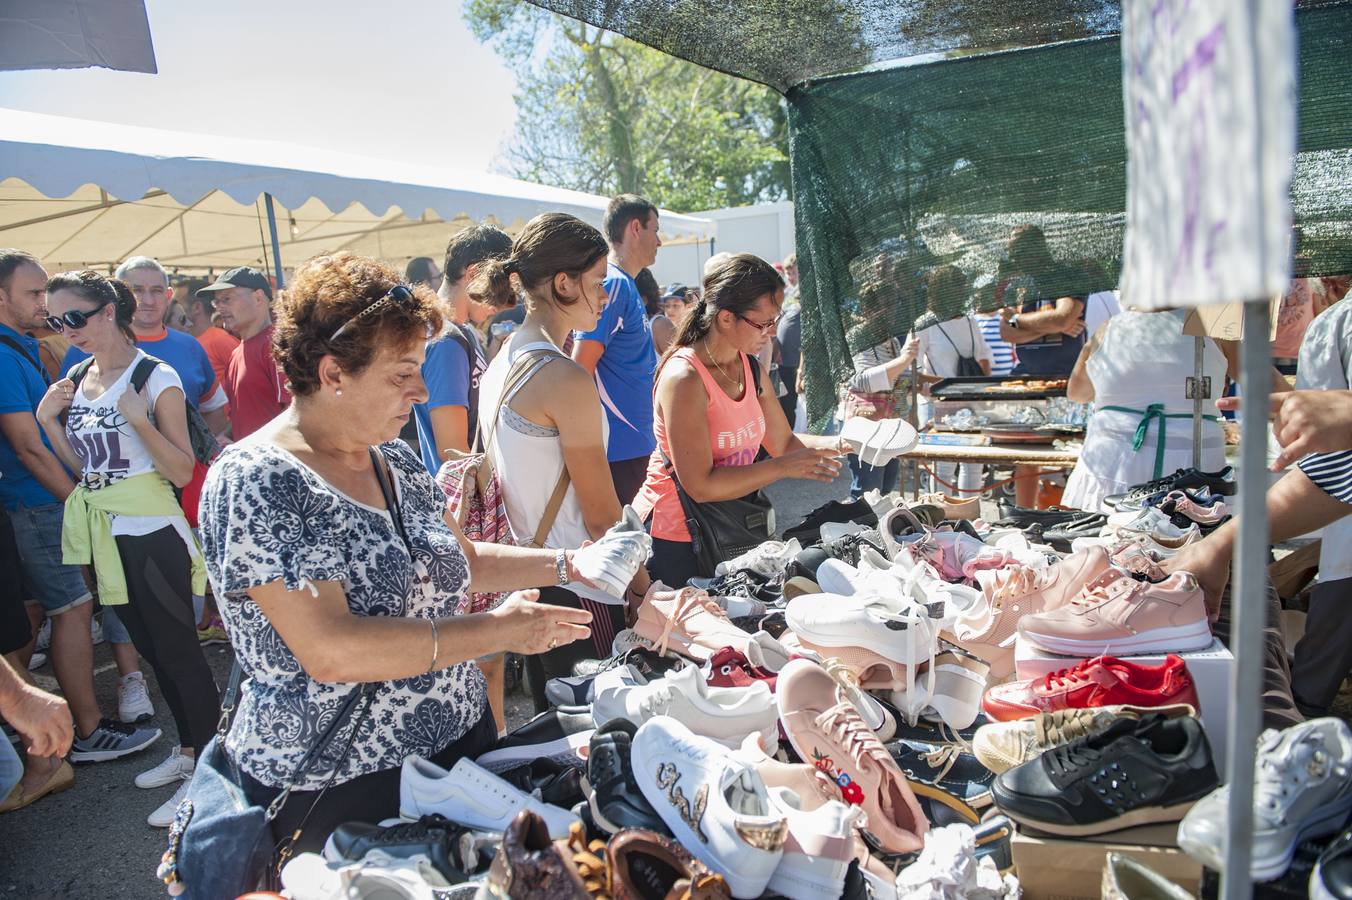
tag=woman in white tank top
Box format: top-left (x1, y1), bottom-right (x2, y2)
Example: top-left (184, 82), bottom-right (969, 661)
top-left (469, 213), bottom-right (647, 706)
top-left (1063, 308), bottom-right (1231, 512)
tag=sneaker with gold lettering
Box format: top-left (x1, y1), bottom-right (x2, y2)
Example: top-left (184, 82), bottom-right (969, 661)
top-left (631, 716), bottom-right (786, 899)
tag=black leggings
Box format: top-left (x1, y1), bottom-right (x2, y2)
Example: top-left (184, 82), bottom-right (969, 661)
top-left (648, 537), bottom-right (703, 588)
top-left (525, 586), bottom-right (626, 712)
top-left (113, 527), bottom-right (220, 753)
top-left (247, 709), bottom-right (496, 856)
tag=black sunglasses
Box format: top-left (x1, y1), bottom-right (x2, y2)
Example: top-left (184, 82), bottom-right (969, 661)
top-left (329, 285), bottom-right (416, 342)
top-left (45, 299), bottom-right (112, 333)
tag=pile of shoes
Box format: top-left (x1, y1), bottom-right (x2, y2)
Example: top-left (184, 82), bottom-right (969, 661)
top-left (276, 482), bottom-right (1245, 898)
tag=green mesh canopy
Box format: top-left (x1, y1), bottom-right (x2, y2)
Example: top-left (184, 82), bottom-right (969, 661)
top-left (521, 0), bottom-right (1352, 427)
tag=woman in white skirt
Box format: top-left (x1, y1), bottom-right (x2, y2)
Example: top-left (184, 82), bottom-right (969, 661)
top-left (1062, 308), bottom-right (1230, 513)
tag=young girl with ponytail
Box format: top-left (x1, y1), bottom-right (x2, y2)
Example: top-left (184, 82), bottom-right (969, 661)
top-left (36, 270), bottom-right (218, 827)
top-left (471, 213), bottom-right (649, 709)
top-left (633, 253), bottom-right (846, 585)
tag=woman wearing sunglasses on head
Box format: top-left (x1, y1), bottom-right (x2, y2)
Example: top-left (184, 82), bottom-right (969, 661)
top-left (634, 253), bottom-right (846, 586)
top-left (190, 251), bottom-right (595, 858)
top-left (36, 270), bottom-right (220, 827)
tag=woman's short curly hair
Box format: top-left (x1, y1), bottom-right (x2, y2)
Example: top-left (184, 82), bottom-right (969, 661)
top-left (273, 251), bottom-right (442, 397)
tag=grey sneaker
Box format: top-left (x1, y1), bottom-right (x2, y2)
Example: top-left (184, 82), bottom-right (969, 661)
top-left (1179, 717), bottom-right (1352, 880)
top-left (70, 718), bottom-right (161, 763)
top-left (715, 539), bottom-right (802, 579)
top-left (571, 505), bottom-right (651, 599)
top-left (1102, 853), bottom-right (1192, 900)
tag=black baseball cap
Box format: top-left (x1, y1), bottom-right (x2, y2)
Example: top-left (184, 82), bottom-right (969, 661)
top-left (197, 266), bottom-right (273, 300)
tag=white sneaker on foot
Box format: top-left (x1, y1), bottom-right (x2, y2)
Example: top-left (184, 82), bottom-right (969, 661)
top-left (118, 671), bottom-right (155, 724)
top-left (148, 779), bottom-right (190, 828)
top-left (136, 746), bottom-right (195, 789)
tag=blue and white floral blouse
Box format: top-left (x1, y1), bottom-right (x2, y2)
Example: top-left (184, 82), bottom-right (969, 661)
top-left (199, 439), bottom-right (487, 790)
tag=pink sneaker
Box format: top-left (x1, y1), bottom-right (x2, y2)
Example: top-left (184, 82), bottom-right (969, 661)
top-left (1159, 490), bottom-right (1229, 526)
top-left (633, 583), bottom-right (754, 662)
top-left (775, 659), bottom-right (927, 854)
top-left (951, 547), bottom-right (1112, 676)
top-left (1016, 567), bottom-right (1212, 656)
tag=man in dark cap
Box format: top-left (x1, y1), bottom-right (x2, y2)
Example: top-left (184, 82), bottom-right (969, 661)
top-left (197, 267), bottom-right (290, 439)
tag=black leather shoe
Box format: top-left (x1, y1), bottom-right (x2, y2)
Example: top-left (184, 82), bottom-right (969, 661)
top-left (995, 504), bottom-right (1082, 528)
top-left (1042, 513), bottom-right (1108, 552)
top-left (475, 708), bottom-right (595, 772)
top-left (1314, 824), bottom-right (1352, 899)
top-left (586, 719), bottom-right (672, 837)
top-left (326, 815), bottom-right (471, 882)
top-left (783, 497), bottom-right (878, 545)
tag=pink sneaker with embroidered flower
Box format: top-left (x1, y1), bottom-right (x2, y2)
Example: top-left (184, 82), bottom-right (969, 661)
top-left (634, 583), bottom-right (754, 662)
top-left (1016, 567), bottom-right (1211, 657)
top-left (950, 547), bottom-right (1112, 677)
top-left (775, 658), bottom-right (927, 855)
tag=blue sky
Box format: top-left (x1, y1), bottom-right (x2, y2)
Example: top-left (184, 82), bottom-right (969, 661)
top-left (0, 0), bottom-right (519, 171)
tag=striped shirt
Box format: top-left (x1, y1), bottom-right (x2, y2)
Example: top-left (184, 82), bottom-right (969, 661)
top-left (975, 313), bottom-right (1017, 376)
top-left (1300, 451), bottom-right (1352, 505)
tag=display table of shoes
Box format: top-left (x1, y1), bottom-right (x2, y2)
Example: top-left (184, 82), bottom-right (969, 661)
top-left (1012, 638), bottom-right (1235, 771)
top-left (1012, 824), bottom-right (1202, 900)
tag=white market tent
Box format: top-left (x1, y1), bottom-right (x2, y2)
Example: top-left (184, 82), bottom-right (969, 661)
top-left (0, 108), bottom-right (716, 278)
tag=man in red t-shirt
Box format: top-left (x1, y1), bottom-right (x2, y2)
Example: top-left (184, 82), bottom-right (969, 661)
top-left (197, 267), bottom-right (290, 439)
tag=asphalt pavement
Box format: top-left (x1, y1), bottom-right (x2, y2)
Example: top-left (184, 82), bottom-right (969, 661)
top-left (0, 468), bottom-right (859, 900)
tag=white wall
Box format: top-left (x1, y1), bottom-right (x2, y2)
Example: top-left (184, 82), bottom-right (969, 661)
top-left (650, 201), bottom-right (795, 287)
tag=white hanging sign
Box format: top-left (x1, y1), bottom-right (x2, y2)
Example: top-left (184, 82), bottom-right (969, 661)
top-left (1119, 0), bottom-right (1297, 309)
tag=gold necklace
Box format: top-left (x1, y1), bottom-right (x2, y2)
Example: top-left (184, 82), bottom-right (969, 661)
top-left (701, 340), bottom-right (742, 392)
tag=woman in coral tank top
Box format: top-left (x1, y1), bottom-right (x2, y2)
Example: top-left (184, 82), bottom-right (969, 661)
top-left (634, 254), bottom-right (845, 585)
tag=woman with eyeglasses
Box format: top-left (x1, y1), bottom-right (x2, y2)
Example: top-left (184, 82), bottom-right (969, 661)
top-left (634, 253), bottom-right (845, 585)
top-left (36, 270), bottom-right (219, 827)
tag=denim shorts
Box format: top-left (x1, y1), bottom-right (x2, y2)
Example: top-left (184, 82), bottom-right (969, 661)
top-left (8, 504), bottom-right (93, 615)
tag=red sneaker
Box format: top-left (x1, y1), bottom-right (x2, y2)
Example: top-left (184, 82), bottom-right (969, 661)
top-left (706, 646), bottom-right (778, 691)
top-left (981, 654), bottom-right (1199, 722)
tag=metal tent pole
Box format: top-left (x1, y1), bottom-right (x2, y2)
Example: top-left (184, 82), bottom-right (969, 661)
top-left (1220, 299), bottom-right (1272, 900)
top-left (1191, 336), bottom-right (1206, 469)
top-left (264, 193), bottom-right (286, 290)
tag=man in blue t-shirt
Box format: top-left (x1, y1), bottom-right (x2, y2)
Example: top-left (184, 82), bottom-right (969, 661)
top-left (413, 224), bottom-right (513, 476)
top-left (0, 249), bottom-right (160, 775)
top-left (572, 195), bottom-right (662, 504)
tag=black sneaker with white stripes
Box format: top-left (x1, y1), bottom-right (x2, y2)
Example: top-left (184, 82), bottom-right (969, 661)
top-left (69, 718), bottom-right (161, 763)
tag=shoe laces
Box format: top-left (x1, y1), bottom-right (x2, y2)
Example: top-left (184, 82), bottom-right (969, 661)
top-left (989, 566), bottom-right (1047, 605)
top-left (824, 659), bottom-right (877, 722)
top-left (1042, 734), bottom-right (1103, 779)
top-left (655, 589), bottom-right (729, 655)
top-left (819, 701), bottom-right (892, 772)
top-left (1255, 729), bottom-right (1331, 823)
top-left (918, 743), bottom-right (967, 783)
top-left (567, 822), bottom-right (614, 898)
top-left (1042, 658), bottom-right (1099, 691)
top-left (1033, 708), bottom-right (1101, 749)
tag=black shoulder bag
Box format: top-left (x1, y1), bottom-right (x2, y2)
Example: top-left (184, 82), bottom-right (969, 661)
top-left (661, 354), bottom-right (776, 577)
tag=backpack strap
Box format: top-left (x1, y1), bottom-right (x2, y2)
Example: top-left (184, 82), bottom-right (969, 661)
top-left (527, 469), bottom-right (572, 550)
top-left (129, 355), bottom-right (163, 393)
top-left (67, 356), bottom-right (95, 388)
top-left (747, 353), bottom-right (763, 397)
top-left (0, 334), bottom-right (50, 386)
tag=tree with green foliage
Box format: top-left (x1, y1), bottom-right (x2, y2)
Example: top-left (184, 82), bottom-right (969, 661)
top-left (463, 0), bottom-right (790, 211)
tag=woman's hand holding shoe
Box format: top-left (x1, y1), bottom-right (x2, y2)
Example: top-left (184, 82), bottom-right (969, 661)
top-left (490, 589), bottom-right (592, 654)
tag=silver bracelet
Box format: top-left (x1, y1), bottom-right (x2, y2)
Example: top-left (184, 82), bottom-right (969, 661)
top-left (555, 549), bottom-right (570, 586)
top-left (427, 618), bottom-right (440, 673)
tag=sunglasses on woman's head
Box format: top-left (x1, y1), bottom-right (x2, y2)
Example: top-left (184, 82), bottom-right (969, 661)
top-left (45, 299), bottom-right (112, 333)
top-left (329, 284), bottom-right (417, 342)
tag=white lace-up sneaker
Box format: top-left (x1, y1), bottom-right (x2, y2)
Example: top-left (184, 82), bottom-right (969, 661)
top-left (591, 664), bottom-right (778, 750)
top-left (632, 716), bottom-right (787, 898)
top-left (135, 746), bottom-right (195, 789)
top-left (766, 787), bottom-right (870, 900)
top-left (398, 756), bottom-right (578, 839)
top-left (786, 589), bottom-right (939, 668)
top-left (570, 505), bottom-right (652, 599)
top-left (147, 779), bottom-right (191, 828)
top-left (1179, 718), bottom-right (1352, 880)
top-left (118, 671), bottom-right (155, 724)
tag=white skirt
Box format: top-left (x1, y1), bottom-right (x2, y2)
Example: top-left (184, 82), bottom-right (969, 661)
top-left (1062, 410), bottom-right (1226, 513)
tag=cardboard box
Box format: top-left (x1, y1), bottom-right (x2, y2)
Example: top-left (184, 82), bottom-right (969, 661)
top-left (1013, 636), bottom-right (1234, 771)
top-left (1012, 823), bottom-right (1201, 900)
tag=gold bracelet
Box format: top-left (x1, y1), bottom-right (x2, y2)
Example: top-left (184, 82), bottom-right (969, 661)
top-left (427, 618), bottom-right (440, 673)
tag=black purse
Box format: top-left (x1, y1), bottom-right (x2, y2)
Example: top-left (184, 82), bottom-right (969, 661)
top-left (660, 356), bottom-right (776, 576)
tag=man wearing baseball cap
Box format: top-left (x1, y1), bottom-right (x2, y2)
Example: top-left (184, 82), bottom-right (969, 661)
top-left (197, 267), bottom-right (290, 439)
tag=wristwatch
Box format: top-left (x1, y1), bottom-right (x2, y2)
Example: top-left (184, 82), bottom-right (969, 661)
top-left (1010, 314), bottom-right (1022, 330)
top-left (555, 549), bottom-right (570, 586)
